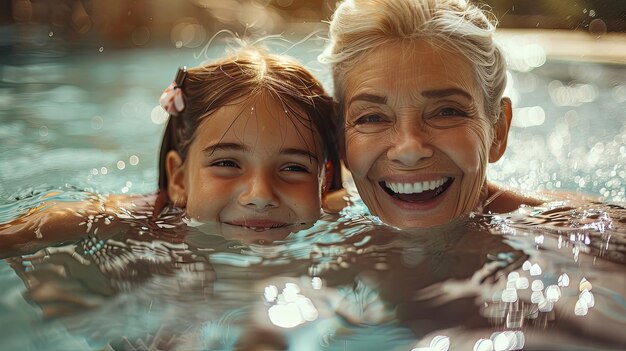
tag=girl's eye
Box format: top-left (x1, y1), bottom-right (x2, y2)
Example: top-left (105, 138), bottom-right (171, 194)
top-left (211, 160), bottom-right (239, 168)
top-left (282, 164), bottom-right (309, 173)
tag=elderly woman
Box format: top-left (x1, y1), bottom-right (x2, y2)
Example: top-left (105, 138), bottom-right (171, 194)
top-left (321, 0), bottom-right (542, 228)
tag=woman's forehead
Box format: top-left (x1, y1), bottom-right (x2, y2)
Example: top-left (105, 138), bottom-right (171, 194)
top-left (344, 40), bottom-right (479, 96)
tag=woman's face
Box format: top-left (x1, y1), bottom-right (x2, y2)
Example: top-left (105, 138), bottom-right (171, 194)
top-left (167, 92), bottom-right (324, 243)
top-left (342, 40), bottom-right (505, 228)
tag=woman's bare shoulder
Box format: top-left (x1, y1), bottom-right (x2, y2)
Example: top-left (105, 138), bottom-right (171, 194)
top-left (322, 188), bottom-right (349, 213)
top-left (486, 182), bottom-right (601, 214)
top-left (485, 183), bottom-right (545, 214)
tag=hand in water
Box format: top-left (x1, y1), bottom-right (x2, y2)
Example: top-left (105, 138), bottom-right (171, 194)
top-left (8, 246), bottom-right (114, 319)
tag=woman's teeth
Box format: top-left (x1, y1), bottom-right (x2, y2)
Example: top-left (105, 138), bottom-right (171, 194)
top-left (384, 177), bottom-right (450, 194)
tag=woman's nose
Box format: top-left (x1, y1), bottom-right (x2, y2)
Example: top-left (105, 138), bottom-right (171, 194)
top-left (238, 174), bottom-right (279, 210)
top-left (386, 126), bottom-right (434, 166)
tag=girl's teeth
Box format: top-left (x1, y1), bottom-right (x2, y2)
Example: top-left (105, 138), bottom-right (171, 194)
top-left (384, 178), bottom-right (448, 194)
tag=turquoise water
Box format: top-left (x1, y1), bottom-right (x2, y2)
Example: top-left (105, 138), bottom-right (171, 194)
top-left (1, 39), bottom-right (626, 350)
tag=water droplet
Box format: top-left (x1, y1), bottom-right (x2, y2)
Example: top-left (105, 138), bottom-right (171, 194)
top-left (538, 298), bottom-right (553, 312)
top-left (545, 285), bottom-right (561, 302)
top-left (574, 299), bottom-right (589, 316)
top-left (98, 46), bottom-right (104, 53)
top-left (311, 277), bottom-right (322, 290)
top-left (473, 338), bottom-right (494, 351)
top-left (117, 161), bottom-right (126, 170)
top-left (129, 155), bottom-right (139, 165)
top-left (151, 105), bottom-right (169, 124)
top-left (531, 290), bottom-right (545, 304)
top-left (91, 115), bottom-right (103, 130)
top-left (529, 263), bottom-right (542, 276)
top-left (579, 289), bottom-right (595, 308)
top-left (430, 335), bottom-right (450, 351)
top-left (579, 277), bottom-right (593, 291)
top-left (501, 288), bottom-right (518, 303)
top-left (515, 277), bottom-right (529, 290)
top-left (507, 272), bottom-right (520, 281)
top-left (557, 273), bottom-right (570, 287)
top-left (264, 285), bottom-right (278, 302)
top-left (48, 31), bottom-right (54, 37)
top-left (492, 332), bottom-right (513, 351)
top-left (39, 125), bottom-right (48, 137)
top-left (589, 18), bottom-right (607, 37)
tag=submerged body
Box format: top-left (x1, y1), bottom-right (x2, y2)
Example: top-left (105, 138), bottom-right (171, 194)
top-left (2, 194), bottom-right (625, 350)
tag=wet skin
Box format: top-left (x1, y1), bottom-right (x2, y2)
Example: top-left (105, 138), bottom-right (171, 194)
top-left (343, 40), bottom-right (509, 228)
top-left (167, 91), bottom-right (325, 243)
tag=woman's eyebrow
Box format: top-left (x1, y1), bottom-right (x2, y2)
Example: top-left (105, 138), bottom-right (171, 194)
top-left (203, 142), bottom-right (249, 154)
top-left (348, 92), bottom-right (387, 105)
top-left (281, 148), bottom-right (319, 162)
top-left (421, 88), bottom-right (472, 100)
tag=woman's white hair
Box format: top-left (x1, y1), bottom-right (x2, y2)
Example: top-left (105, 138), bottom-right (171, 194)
top-left (320, 0), bottom-right (507, 124)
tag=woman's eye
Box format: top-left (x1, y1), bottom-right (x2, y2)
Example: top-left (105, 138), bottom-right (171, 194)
top-left (354, 114), bottom-right (386, 124)
top-left (436, 107), bottom-right (467, 117)
top-left (211, 160), bottom-right (239, 168)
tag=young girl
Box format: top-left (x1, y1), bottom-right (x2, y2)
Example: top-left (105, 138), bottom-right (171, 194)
top-left (0, 48), bottom-right (341, 257)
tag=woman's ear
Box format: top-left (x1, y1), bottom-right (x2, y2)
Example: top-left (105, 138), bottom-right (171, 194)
top-left (166, 150), bottom-right (187, 207)
top-left (489, 97), bottom-right (513, 163)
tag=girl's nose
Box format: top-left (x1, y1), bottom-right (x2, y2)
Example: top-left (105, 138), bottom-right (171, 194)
top-left (238, 174), bottom-right (279, 210)
top-left (386, 126), bottom-right (434, 166)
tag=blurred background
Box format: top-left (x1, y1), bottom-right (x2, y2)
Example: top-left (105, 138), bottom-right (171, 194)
top-left (0, 0), bottom-right (624, 204)
top-left (0, 0), bottom-right (624, 53)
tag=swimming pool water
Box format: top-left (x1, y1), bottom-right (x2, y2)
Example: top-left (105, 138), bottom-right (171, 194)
top-left (1, 34), bottom-right (625, 350)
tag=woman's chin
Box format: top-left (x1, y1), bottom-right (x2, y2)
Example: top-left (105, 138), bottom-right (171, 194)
top-left (377, 213), bottom-right (453, 229)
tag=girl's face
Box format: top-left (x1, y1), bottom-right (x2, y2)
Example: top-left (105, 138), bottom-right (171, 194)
top-left (342, 40), bottom-right (509, 229)
top-left (167, 92), bottom-right (324, 243)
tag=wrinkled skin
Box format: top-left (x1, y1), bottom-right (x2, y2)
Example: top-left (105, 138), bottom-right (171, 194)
top-left (342, 40), bottom-right (510, 228)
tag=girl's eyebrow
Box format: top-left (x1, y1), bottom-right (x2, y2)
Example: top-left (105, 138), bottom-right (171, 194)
top-left (281, 148), bottom-right (319, 162)
top-left (203, 142), bottom-right (249, 154)
top-left (203, 143), bottom-right (318, 162)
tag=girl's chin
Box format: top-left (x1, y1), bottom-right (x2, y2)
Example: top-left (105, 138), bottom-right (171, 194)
top-left (224, 231), bottom-right (290, 245)
top-left (220, 222), bottom-right (315, 244)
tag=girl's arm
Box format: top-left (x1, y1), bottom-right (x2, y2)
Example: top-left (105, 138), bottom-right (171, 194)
top-left (0, 194), bottom-right (155, 258)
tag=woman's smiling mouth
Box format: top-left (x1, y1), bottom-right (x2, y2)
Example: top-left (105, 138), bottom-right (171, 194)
top-left (379, 177), bottom-right (454, 202)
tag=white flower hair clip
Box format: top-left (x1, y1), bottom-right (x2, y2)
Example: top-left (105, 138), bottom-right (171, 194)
top-left (159, 66), bottom-right (187, 116)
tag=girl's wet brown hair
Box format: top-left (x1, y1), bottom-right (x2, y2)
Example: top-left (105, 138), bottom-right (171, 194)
top-left (154, 50), bottom-right (341, 214)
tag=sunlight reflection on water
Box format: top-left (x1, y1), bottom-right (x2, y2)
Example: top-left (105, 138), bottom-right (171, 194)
top-left (0, 33), bottom-right (625, 350)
